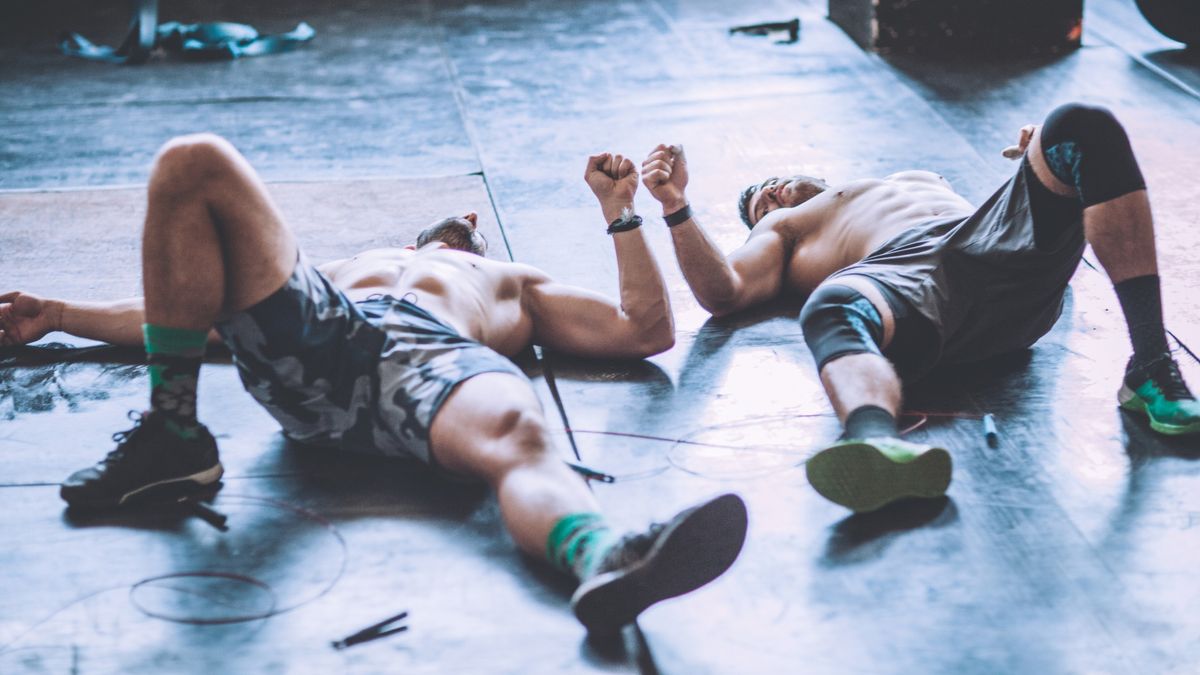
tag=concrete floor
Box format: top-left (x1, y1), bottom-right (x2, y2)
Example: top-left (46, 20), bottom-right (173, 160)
top-left (2, 0), bottom-right (1199, 673)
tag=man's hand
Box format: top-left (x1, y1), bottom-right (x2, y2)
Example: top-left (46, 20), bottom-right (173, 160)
top-left (1002, 124), bottom-right (1038, 160)
top-left (641, 144), bottom-right (689, 213)
top-left (585, 153), bottom-right (639, 222)
top-left (0, 291), bottom-right (62, 346)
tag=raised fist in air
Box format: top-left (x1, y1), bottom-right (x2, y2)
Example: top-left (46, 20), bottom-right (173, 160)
top-left (641, 144), bottom-right (689, 212)
top-left (585, 152), bottom-right (639, 208)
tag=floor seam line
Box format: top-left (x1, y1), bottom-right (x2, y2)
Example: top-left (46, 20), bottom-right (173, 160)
top-left (432, 2), bottom-right (516, 264)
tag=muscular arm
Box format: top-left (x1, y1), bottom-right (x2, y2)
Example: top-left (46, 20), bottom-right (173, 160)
top-left (523, 153), bottom-right (675, 359)
top-left (0, 292), bottom-right (220, 347)
top-left (667, 216), bottom-right (788, 317)
top-left (526, 226), bottom-right (674, 360)
top-left (58, 298), bottom-right (148, 346)
top-left (640, 143), bottom-right (789, 317)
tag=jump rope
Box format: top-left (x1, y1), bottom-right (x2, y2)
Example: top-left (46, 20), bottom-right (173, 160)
top-left (0, 494), bottom-right (349, 658)
top-left (0, 408), bottom-right (978, 659)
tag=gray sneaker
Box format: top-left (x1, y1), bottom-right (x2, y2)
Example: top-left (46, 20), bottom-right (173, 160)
top-left (569, 493), bottom-right (748, 634)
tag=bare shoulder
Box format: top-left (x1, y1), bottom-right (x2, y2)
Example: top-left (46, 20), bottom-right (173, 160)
top-left (348, 246), bottom-right (410, 260)
top-left (754, 194), bottom-right (832, 246)
top-left (488, 259), bottom-right (548, 282)
top-left (884, 169), bottom-right (950, 185)
top-left (487, 259), bottom-right (551, 298)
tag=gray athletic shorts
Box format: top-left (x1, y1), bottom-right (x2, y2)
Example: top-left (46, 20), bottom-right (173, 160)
top-left (830, 161), bottom-right (1086, 378)
top-left (214, 255), bottom-right (525, 463)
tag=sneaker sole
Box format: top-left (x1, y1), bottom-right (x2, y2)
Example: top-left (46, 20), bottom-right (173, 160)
top-left (806, 442), bottom-right (951, 513)
top-left (1119, 385), bottom-right (1200, 436)
top-left (60, 463), bottom-right (225, 510)
top-left (570, 493), bottom-right (748, 635)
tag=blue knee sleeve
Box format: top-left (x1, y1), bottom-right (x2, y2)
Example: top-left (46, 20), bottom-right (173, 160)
top-left (800, 284), bottom-right (885, 372)
top-left (1040, 103), bottom-right (1146, 207)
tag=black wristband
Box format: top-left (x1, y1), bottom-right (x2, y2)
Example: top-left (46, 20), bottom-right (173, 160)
top-left (663, 204), bottom-right (693, 227)
top-left (607, 214), bottom-right (643, 235)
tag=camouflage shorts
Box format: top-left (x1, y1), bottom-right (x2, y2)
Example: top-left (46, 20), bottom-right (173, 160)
top-left (214, 256), bottom-right (525, 463)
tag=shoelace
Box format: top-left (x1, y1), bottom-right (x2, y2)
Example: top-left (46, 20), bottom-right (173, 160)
top-left (105, 411), bottom-right (147, 463)
top-left (1150, 357), bottom-right (1194, 401)
top-left (602, 522), bottom-right (668, 572)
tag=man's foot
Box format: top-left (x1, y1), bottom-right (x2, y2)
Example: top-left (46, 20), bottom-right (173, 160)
top-left (806, 437), bottom-right (951, 513)
top-left (570, 493), bottom-right (748, 635)
top-left (60, 411), bottom-right (223, 510)
top-left (1119, 356), bottom-right (1200, 435)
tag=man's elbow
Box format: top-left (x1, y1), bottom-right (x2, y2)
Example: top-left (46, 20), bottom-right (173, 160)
top-left (628, 315), bottom-right (675, 357)
top-left (701, 297), bottom-right (741, 319)
top-left (636, 329), bottom-right (676, 357)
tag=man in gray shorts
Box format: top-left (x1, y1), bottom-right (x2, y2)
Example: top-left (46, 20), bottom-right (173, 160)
top-left (0, 135), bottom-right (747, 634)
top-left (639, 102), bottom-right (1199, 513)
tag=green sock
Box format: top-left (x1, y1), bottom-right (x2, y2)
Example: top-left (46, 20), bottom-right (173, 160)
top-left (546, 513), bottom-right (618, 580)
top-left (144, 323), bottom-right (208, 439)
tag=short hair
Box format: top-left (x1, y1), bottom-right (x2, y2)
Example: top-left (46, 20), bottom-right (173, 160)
top-left (737, 175), bottom-right (830, 230)
top-left (737, 182), bottom-right (760, 230)
top-left (417, 217), bottom-right (487, 255)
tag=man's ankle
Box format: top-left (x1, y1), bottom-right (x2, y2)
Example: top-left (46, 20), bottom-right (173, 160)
top-left (162, 415), bottom-right (204, 440)
top-left (842, 404), bottom-right (898, 440)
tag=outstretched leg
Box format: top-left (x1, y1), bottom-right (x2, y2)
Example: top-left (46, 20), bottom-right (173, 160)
top-left (799, 280), bottom-right (952, 513)
top-left (1029, 104), bottom-right (1199, 435)
top-left (430, 372), bottom-right (747, 633)
top-left (61, 134), bottom-right (299, 508)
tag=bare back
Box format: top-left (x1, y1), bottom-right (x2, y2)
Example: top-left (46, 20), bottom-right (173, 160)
top-left (318, 246), bottom-right (542, 357)
top-left (763, 171), bottom-right (974, 293)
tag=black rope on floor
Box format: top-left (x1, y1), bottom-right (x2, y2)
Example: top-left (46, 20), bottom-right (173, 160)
top-left (0, 493), bottom-right (348, 656)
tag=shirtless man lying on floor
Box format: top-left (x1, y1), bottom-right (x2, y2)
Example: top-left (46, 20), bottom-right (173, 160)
top-left (0, 135), bottom-right (747, 634)
top-left (638, 102), bottom-right (1199, 513)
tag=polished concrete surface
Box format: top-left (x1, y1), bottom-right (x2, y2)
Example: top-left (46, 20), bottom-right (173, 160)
top-left (2, 0), bottom-right (1199, 673)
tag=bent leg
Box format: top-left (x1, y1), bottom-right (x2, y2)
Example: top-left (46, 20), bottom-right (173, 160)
top-left (142, 133), bottom-right (297, 331)
top-left (1028, 103), bottom-right (1198, 434)
top-left (62, 136), bottom-right (298, 509)
top-left (429, 372), bottom-right (599, 559)
top-left (1029, 103), bottom-right (1154, 282)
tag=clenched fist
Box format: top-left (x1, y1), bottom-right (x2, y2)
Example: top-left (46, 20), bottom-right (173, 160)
top-left (641, 144), bottom-right (689, 213)
top-left (0, 291), bottom-right (61, 346)
top-left (585, 153), bottom-right (639, 218)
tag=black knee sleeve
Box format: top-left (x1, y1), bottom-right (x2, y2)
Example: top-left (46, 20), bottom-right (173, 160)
top-left (1040, 103), bottom-right (1146, 207)
top-left (800, 284), bottom-right (885, 372)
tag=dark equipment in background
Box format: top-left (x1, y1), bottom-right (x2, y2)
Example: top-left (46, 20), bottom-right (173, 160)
top-left (729, 18), bottom-right (801, 44)
top-left (1135, 0), bottom-right (1200, 46)
top-left (59, 0), bottom-right (315, 64)
top-left (829, 0), bottom-right (1084, 54)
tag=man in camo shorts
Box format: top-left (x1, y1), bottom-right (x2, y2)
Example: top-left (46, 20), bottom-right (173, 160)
top-left (0, 136), bottom-right (748, 635)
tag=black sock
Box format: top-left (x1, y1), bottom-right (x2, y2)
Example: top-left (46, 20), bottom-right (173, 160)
top-left (1113, 274), bottom-right (1169, 369)
top-left (842, 405), bottom-right (898, 440)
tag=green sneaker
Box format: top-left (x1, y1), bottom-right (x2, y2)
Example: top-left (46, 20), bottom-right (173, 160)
top-left (806, 437), bottom-right (952, 513)
top-left (1118, 356), bottom-right (1200, 436)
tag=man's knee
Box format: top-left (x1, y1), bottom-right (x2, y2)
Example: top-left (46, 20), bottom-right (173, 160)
top-left (150, 133), bottom-right (241, 190)
top-left (1046, 102), bottom-right (1120, 133)
top-left (480, 406), bottom-right (554, 475)
top-left (1041, 102), bottom-right (1145, 206)
top-left (800, 283), bottom-right (886, 372)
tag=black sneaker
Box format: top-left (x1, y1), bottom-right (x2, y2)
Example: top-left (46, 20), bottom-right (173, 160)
top-left (570, 493), bottom-right (748, 635)
top-left (60, 411), bottom-right (224, 509)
